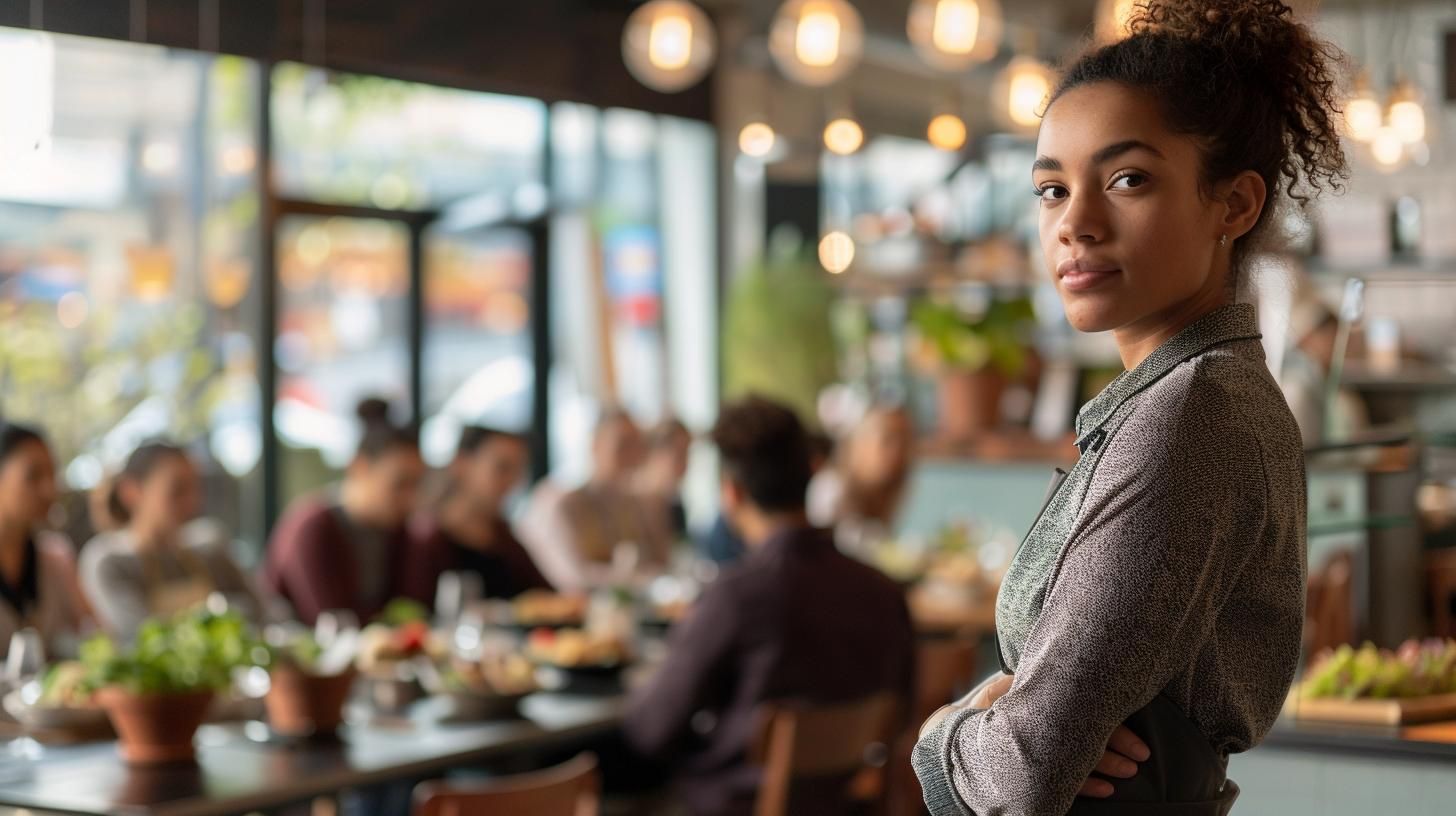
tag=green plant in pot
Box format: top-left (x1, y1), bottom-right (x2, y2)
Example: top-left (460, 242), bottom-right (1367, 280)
top-left (910, 295), bottom-right (1037, 440)
top-left (263, 630), bottom-right (358, 738)
top-left (82, 610), bottom-right (266, 764)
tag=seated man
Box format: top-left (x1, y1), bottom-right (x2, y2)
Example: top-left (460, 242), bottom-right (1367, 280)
top-left (623, 396), bottom-right (915, 816)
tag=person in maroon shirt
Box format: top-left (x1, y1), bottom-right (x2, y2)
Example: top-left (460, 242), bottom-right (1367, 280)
top-left (623, 396), bottom-right (915, 816)
top-left (263, 399), bottom-right (426, 624)
top-left (406, 426), bottom-right (551, 604)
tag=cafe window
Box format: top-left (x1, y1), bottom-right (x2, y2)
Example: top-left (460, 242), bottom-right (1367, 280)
top-left (0, 29), bottom-right (265, 551)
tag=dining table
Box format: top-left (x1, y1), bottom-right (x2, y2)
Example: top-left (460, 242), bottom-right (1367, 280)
top-left (0, 693), bottom-right (625, 816)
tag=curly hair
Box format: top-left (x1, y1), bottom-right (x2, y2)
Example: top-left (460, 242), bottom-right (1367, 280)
top-left (1051, 0), bottom-right (1349, 270)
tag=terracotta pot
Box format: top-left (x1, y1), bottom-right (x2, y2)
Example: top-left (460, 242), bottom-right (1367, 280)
top-left (96, 687), bottom-right (214, 765)
top-left (938, 368), bottom-right (1007, 440)
top-left (265, 664), bottom-right (357, 737)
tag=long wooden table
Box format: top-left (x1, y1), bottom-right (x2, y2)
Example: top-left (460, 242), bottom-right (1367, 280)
top-left (0, 694), bottom-right (624, 816)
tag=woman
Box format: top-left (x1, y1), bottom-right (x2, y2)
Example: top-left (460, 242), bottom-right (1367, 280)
top-left (0, 424), bottom-right (91, 658)
top-left (807, 404), bottom-right (915, 556)
top-left (913, 2), bottom-right (1337, 813)
top-left (408, 426), bottom-right (550, 603)
top-left (80, 442), bottom-right (267, 640)
top-left (263, 399), bottom-right (425, 624)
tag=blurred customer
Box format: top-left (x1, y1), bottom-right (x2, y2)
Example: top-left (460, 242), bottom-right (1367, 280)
top-left (698, 425), bottom-right (833, 567)
top-left (407, 426), bottom-right (550, 603)
top-left (1279, 280), bottom-right (1369, 448)
top-left (636, 418), bottom-right (693, 541)
top-left (518, 408), bottom-right (669, 590)
top-left (81, 442), bottom-right (267, 639)
top-left (0, 424), bottom-right (92, 656)
top-left (624, 396), bottom-right (915, 816)
top-left (264, 399), bottom-right (425, 624)
top-left (808, 403), bottom-right (916, 556)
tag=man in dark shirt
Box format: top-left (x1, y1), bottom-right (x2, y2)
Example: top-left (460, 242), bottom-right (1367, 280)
top-left (623, 396), bottom-right (915, 816)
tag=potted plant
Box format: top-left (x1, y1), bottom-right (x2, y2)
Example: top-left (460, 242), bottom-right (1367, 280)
top-left (910, 295), bottom-right (1037, 439)
top-left (264, 632), bottom-right (357, 738)
top-left (82, 611), bottom-right (264, 764)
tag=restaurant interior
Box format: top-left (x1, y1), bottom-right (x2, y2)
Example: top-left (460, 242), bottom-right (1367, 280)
top-left (0, 0), bottom-right (1452, 814)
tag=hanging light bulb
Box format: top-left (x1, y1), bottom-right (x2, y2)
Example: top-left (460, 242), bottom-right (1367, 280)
top-left (1343, 73), bottom-right (1381, 143)
top-left (818, 231), bottom-right (855, 274)
top-left (1386, 79), bottom-right (1426, 145)
top-left (1095, 0), bottom-right (1139, 42)
top-left (927, 112), bottom-right (967, 151)
top-left (824, 117), bottom-right (864, 155)
top-left (769, 0), bottom-right (864, 86)
top-left (622, 0), bottom-right (717, 93)
top-left (1370, 125), bottom-right (1404, 168)
top-left (994, 56), bottom-right (1056, 131)
top-left (739, 121), bottom-right (777, 158)
top-left (907, 0), bottom-right (1002, 70)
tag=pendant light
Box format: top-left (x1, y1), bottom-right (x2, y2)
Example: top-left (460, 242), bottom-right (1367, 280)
top-left (739, 121), bottom-right (777, 158)
top-left (1343, 72), bottom-right (1381, 143)
top-left (622, 0), bottom-right (717, 93)
top-left (1094, 0), bottom-right (1139, 43)
top-left (769, 0), bottom-right (864, 87)
top-left (906, 0), bottom-right (1001, 70)
top-left (818, 230), bottom-right (855, 274)
top-left (994, 55), bottom-right (1056, 132)
top-left (1385, 78), bottom-right (1425, 145)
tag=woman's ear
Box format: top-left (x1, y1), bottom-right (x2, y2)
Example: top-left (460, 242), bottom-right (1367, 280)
top-left (1220, 170), bottom-right (1268, 241)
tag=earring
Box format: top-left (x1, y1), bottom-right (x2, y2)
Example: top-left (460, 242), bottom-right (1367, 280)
top-left (1219, 233), bottom-right (1228, 247)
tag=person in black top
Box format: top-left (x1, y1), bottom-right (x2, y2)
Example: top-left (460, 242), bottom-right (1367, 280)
top-left (408, 426), bottom-right (551, 603)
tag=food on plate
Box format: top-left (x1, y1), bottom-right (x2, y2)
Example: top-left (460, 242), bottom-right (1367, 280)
top-left (355, 621), bottom-right (445, 674)
top-left (442, 653), bottom-right (539, 697)
top-left (37, 661), bottom-right (97, 709)
top-left (525, 628), bottom-right (629, 669)
top-left (651, 598), bottom-right (691, 623)
top-left (1299, 639), bottom-right (1456, 701)
top-left (511, 591), bottom-right (588, 627)
top-left (377, 597), bottom-right (430, 627)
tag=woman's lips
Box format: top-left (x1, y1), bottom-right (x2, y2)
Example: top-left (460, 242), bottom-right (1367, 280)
top-left (1057, 259), bottom-right (1121, 292)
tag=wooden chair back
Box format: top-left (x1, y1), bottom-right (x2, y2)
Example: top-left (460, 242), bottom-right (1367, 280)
top-left (750, 692), bottom-right (899, 816)
top-left (412, 753), bottom-right (600, 816)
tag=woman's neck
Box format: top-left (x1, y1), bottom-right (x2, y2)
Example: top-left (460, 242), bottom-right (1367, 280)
top-left (127, 519), bottom-right (175, 552)
top-left (1113, 285), bottom-right (1231, 371)
top-left (440, 493), bottom-right (500, 550)
top-left (0, 518), bottom-right (28, 584)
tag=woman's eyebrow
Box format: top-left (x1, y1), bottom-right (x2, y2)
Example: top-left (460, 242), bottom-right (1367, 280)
top-left (1033, 140), bottom-right (1165, 174)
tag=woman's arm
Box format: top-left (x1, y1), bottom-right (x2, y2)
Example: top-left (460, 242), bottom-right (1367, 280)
top-left (915, 381), bottom-right (1270, 816)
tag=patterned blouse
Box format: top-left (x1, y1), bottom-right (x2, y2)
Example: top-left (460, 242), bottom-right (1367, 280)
top-left (914, 304), bottom-right (1307, 815)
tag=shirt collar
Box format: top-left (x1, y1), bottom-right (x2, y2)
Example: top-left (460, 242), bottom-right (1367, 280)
top-left (1075, 303), bottom-right (1263, 449)
top-left (755, 524), bottom-right (836, 559)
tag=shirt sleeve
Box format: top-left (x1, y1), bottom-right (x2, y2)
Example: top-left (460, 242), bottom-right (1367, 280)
top-left (915, 379), bottom-right (1268, 816)
top-left (622, 581), bottom-right (740, 758)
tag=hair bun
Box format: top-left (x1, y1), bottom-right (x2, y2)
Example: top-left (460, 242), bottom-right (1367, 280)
top-left (355, 397), bottom-right (393, 427)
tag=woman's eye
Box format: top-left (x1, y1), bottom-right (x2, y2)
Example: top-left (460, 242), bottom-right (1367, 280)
top-left (1110, 173), bottom-right (1148, 190)
top-left (1034, 185), bottom-right (1068, 202)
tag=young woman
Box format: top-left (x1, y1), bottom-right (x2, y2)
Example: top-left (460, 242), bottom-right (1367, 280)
top-left (263, 399), bottom-right (426, 624)
top-left (81, 442), bottom-right (267, 639)
top-left (0, 424), bottom-right (91, 657)
top-left (407, 426), bottom-right (550, 603)
top-left (914, 1), bottom-right (1342, 813)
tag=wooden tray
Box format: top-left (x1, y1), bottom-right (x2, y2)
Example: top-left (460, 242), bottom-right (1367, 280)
top-left (1284, 690), bottom-right (1456, 725)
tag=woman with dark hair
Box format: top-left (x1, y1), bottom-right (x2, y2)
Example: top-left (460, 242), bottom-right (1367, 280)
top-left (914, 2), bottom-right (1340, 813)
top-left (263, 399), bottom-right (426, 623)
top-left (80, 442), bottom-right (266, 639)
top-left (406, 426), bottom-right (550, 604)
top-left (807, 404), bottom-right (915, 557)
top-left (0, 424), bottom-right (91, 656)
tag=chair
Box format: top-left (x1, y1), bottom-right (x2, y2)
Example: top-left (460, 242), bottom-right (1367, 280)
top-left (750, 692), bottom-right (900, 816)
top-left (412, 753), bottom-right (601, 816)
top-left (1304, 549), bottom-right (1355, 657)
top-left (884, 637), bottom-right (981, 816)
top-left (1427, 548), bottom-right (1456, 638)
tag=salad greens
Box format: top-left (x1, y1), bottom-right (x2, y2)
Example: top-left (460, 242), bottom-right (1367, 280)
top-left (376, 598), bottom-right (429, 627)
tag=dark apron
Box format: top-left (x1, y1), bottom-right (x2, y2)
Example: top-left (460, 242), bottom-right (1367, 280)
top-left (1007, 469), bottom-right (1242, 816)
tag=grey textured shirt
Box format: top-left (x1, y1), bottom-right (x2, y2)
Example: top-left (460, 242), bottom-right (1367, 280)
top-left (914, 304), bottom-right (1307, 815)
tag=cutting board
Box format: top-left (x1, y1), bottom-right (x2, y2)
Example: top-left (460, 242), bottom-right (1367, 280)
top-left (1284, 690), bottom-right (1456, 725)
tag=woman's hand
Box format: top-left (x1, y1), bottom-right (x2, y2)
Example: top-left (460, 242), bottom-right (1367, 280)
top-left (1078, 724), bottom-right (1151, 798)
top-left (918, 673), bottom-right (1015, 739)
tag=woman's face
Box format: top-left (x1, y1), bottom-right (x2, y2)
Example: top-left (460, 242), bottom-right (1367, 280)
top-left (128, 454), bottom-right (201, 534)
top-left (350, 447), bottom-right (425, 529)
top-left (454, 437), bottom-right (527, 509)
top-left (1033, 82), bottom-right (1230, 335)
top-left (0, 440), bottom-right (57, 528)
